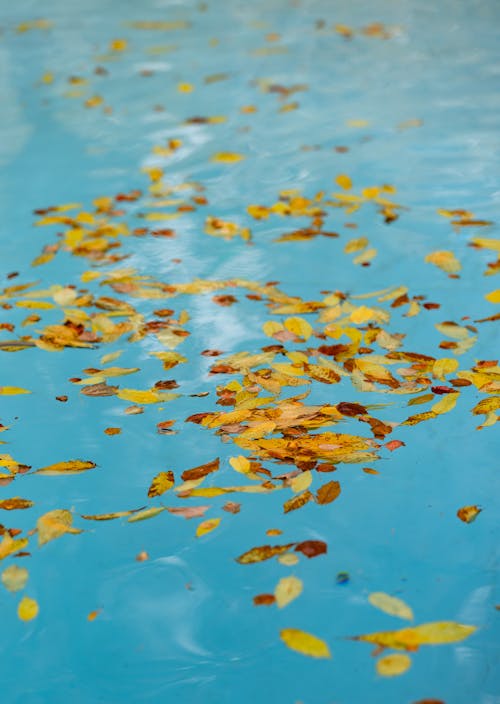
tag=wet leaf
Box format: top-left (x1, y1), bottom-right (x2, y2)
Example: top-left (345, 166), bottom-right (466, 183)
top-left (167, 505), bottom-right (210, 519)
top-left (147, 470), bottom-right (175, 497)
top-left (284, 490), bottom-right (314, 513)
top-left (37, 509), bottom-right (82, 546)
top-left (376, 653), bottom-right (412, 677)
top-left (211, 152), bottom-right (245, 163)
top-left (280, 628), bottom-right (331, 658)
top-left (275, 576), bottom-right (303, 608)
top-left (368, 592), bottom-right (414, 621)
top-left (0, 535), bottom-right (29, 561)
top-left (0, 498), bottom-right (34, 511)
top-left (295, 540), bottom-right (327, 558)
top-left (352, 621), bottom-right (477, 651)
top-left (18, 596), bottom-right (39, 622)
top-left (181, 457), bottom-right (219, 481)
top-left (236, 543), bottom-right (295, 564)
top-left (457, 505), bottom-right (482, 523)
top-left (485, 289), bottom-right (500, 303)
top-left (425, 251), bottom-right (461, 275)
top-left (196, 517), bottom-right (221, 537)
top-left (127, 506), bottom-right (166, 523)
top-left (35, 459), bottom-right (96, 475)
top-left (0, 387), bottom-right (31, 395)
top-left (1, 564), bottom-right (29, 592)
top-left (316, 480), bottom-right (341, 505)
top-left (254, 593), bottom-right (276, 606)
top-left (81, 508), bottom-right (145, 521)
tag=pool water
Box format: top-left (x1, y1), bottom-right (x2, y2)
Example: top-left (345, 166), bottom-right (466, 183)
top-left (0, 1), bottom-right (499, 703)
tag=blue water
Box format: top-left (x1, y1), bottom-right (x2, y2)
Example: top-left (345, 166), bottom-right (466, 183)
top-left (0, 1), bottom-right (499, 703)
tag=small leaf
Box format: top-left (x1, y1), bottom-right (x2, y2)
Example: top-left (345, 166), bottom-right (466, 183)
top-left (316, 480), bottom-right (341, 505)
top-left (0, 497), bottom-right (34, 511)
top-left (18, 596), bottom-right (39, 622)
top-left (147, 470), bottom-right (175, 497)
top-left (457, 505), bottom-right (482, 523)
top-left (211, 152), bottom-right (245, 163)
top-left (280, 628), bottom-right (331, 658)
top-left (196, 517), bottom-right (221, 537)
top-left (368, 592), bottom-right (414, 621)
top-left (275, 576), bottom-right (303, 608)
top-left (127, 506), bottom-right (166, 523)
top-left (236, 543), bottom-right (295, 564)
top-left (35, 459), bottom-right (96, 475)
top-left (376, 653), bottom-right (412, 677)
top-left (335, 174), bottom-right (352, 190)
top-left (1, 565), bottom-right (28, 592)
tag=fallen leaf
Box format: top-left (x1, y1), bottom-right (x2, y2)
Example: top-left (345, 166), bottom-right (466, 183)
top-left (0, 498), bottom-right (34, 510)
top-left (425, 250), bottom-right (461, 275)
top-left (457, 505), bottom-right (482, 523)
top-left (275, 576), bottom-right (303, 608)
top-left (196, 517), bottom-right (221, 537)
top-left (253, 594), bottom-right (276, 606)
top-left (295, 540), bottom-right (327, 558)
top-left (0, 387), bottom-right (31, 395)
top-left (236, 543), bottom-right (295, 564)
top-left (167, 505), bottom-right (210, 519)
top-left (35, 459), bottom-right (96, 475)
top-left (352, 621), bottom-right (477, 651)
top-left (181, 457), bottom-right (220, 481)
top-left (87, 608), bottom-right (101, 621)
top-left (316, 480), bottom-right (341, 505)
top-left (127, 506), bottom-right (166, 523)
top-left (147, 470), bottom-right (175, 497)
top-left (280, 628), bottom-right (331, 658)
top-left (37, 509), bottom-right (82, 546)
top-left (0, 535), bottom-right (29, 561)
top-left (368, 592), bottom-right (414, 621)
top-left (211, 152), bottom-right (245, 163)
top-left (18, 596), bottom-right (39, 622)
top-left (376, 653), bottom-right (412, 677)
top-left (1, 564), bottom-right (29, 592)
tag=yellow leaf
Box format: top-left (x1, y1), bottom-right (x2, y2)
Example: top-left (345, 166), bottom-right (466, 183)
top-left (485, 289), bottom-right (500, 303)
top-left (0, 497), bottom-right (34, 510)
top-left (36, 459), bottom-right (96, 475)
top-left (278, 553), bottom-right (299, 566)
top-left (457, 505), bottom-right (482, 523)
top-left (236, 543), bottom-right (295, 564)
top-left (275, 576), bottom-right (303, 608)
top-left (127, 506), bottom-right (166, 523)
top-left (432, 393), bottom-right (459, 415)
top-left (433, 358), bottom-right (459, 380)
top-left (283, 490), bottom-right (314, 513)
top-left (335, 174), bottom-right (352, 190)
top-left (110, 38), bottom-right (128, 51)
top-left (1, 565), bottom-right (29, 592)
top-left (16, 300), bottom-right (55, 309)
top-left (147, 471), bottom-right (175, 497)
top-left (368, 592), bottom-right (414, 621)
top-left (17, 596), bottom-right (39, 622)
top-left (353, 621), bottom-right (477, 650)
top-left (280, 628), bottom-right (331, 658)
top-left (211, 152), bottom-right (245, 163)
top-left (0, 535), bottom-right (29, 561)
top-left (37, 509), bottom-right (82, 546)
top-left (471, 396), bottom-right (500, 415)
top-left (376, 653), bottom-right (412, 677)
top-left (284, 317), bottom-right (313, 341)
top-left (116, 389), bottom-right (163, 404)
top-left (425, 250), bottom-right (461, 274)
top-left (263, 320), bottom-right (285, 337)
top-left (0, 387), bottom-right (31, 395)
top-left (196, 517), bottom-right (221, 537)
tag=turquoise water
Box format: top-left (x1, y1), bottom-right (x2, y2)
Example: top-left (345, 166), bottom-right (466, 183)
top-left (0, 1), bottom-right (499, 702)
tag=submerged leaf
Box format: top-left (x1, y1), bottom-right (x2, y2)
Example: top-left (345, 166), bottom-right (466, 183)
top-left (1, 564), bottom-right (29, 592)
top-left (368, 592), bottom-right (414, 621)
top-left (275, 576), bottom-right (303, 608)
top-left (37, 509), bottom-right (82, 546)
top-left (376, 653), bottom-right (412, 677)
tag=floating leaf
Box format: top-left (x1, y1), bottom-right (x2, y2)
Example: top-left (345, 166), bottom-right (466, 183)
top-left (18, 596), bottom-right (39, 622)
top-left (0, 535), bottom-right (29, 561)
top-left (352, 621), bottom-right (477, 651)
top-left (211, 152), bottom-right (245, 163)
top-left (295, 540), bottom-right (327, 558)
top-left (35, 459), bottom-right (96, 475)
top-left (0, 387), bottom-right (31, 395)
top-left (457, 505), bottom-right (482, 523)
top-left (275, 576), bottom-right (303, 608)
top-left (284, 490), bottom-right (314, 513)
top-left (196, 517), bottom-right (221, 537)
top-left (81, 507), bottom-right (145, 521)
top-left (37, 509), bottom-right (82, 546)
top-left (485, 289), bottom-right (500, 303)
top-left (1, 565), bottom-right (28, 592)
top-left (127, 506), bottom-right (166, 523)
top-left (425, 250), bottom-right (461, 275)
top-left (0, 498), bottom-right (34, 511)
top-left (147, 470), bottom-right (175, 497)
top-left (316, 480), bottom-right (341, 505)
top-left (280, 628), bottom-right (331, 658)
top-left (236, 543), bottom-right (295, 564)
top-left (368, 592), bottom-right (414, 621)
top-left (376, 653), bottom-right (412, 677)
top-left (181, 458), bottom-right (219, 481)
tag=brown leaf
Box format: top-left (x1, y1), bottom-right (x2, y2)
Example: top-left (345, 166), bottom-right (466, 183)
top-left (181, 457), bottom-right (219, 481)
top-left (81, 382), bottom-right (118, 397)
top-left (222, 501), bottom-right (241, 514)
top-left (236, 543), bottom-right (296, 564)
top-left (295, 540), bottom-right (327, 558)
top-left (384, 440), bottom-right (406, 452)
top-left (316, 480), bottom-right (341, 505)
